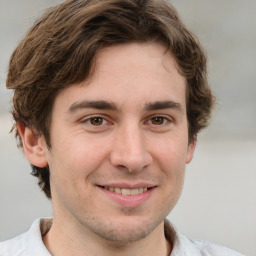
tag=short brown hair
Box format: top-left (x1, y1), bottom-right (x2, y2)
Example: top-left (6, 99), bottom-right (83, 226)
top-left (7, 0), bottom-right (215, 198)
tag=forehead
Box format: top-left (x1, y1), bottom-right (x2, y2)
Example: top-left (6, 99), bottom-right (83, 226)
top-left (54, 42), bottom-right (186, 112)
top-left (95, 42), bottom-right (180, 77)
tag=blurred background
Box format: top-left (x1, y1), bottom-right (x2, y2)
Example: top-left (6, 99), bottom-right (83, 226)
top-left (0, 0), bottom-right (255, 255)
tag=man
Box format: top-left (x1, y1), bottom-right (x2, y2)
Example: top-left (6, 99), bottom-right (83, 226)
top-left (0, 0), bottom-right (244, 255)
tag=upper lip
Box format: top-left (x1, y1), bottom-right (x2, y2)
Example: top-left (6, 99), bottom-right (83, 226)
top-left (97, 183), bottom-right (156, 189)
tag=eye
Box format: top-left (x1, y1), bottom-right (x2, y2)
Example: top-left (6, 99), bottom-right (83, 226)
top-left (149, 116), bottom-right (169, 125)
top-left (81, 115), bottom-right (109, 127)
top-left (80, 115), bottom-right (113, 133)
top-left (89, 116), bottom-right (106, 126)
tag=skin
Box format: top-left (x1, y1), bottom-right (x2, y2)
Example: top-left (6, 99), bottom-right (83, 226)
top-left (19, 42), bottom-right (196, 256)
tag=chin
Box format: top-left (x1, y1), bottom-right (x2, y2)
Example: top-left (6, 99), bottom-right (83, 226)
top-left (88, 215), bottom-right (164, 244)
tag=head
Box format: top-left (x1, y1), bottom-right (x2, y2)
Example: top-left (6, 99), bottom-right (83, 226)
top-left (7, 0), bottom-right (214, 199)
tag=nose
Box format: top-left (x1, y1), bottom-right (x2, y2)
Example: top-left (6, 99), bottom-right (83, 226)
top-left (110, 124), bottom-right (153, 173)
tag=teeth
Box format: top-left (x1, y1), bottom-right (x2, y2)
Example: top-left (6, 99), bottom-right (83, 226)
top-left (115, 188), bottom-right (122, 194)
top-left (121, 188), bottom-right (130, 195)
top-left (131, 188), bottom-right (138, 195)
top-left (104, 187), bottom-right (148, 195)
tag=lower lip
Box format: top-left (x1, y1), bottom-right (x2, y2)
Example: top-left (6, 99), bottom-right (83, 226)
top-left (99, 187), bottom-right (155, 208)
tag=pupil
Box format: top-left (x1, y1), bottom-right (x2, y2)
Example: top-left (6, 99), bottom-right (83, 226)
top-left (152, 117), bottom-right (163, 125)
top-left (91, 117), bottom-right (103, 125)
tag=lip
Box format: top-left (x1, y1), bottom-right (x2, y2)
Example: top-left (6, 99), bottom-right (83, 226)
top-left (98, 182), bottom-right (156, 189)
top-left (97, 183), bottom-right (156, 208)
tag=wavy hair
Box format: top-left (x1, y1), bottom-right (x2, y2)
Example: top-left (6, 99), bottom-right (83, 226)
top-left (7, 0), bottom-right (215, 198)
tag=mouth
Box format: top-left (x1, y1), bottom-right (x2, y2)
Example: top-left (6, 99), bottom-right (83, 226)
top-left (97, 184), bottom-right (156, 208)
top-left (101, 186), bottom-right (149, 196)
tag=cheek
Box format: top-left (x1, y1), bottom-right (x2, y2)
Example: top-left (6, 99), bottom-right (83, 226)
top-left (49, 134), bottom-right (111, 178)
top-left (151, 135), bottom-right (188, 192)
top-left (152, 135), bottom-right (189, 167)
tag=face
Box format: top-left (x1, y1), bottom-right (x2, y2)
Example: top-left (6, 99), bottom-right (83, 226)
top-left (41, 42), bottom-right (195, 242)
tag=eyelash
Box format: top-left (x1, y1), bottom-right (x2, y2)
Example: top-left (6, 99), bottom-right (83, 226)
top-left (81, 115), bottom-right (111, 126)
top-left (80, 114), bottom-right (173, 130)
top-left (146, 115), bottom-right (172, 126)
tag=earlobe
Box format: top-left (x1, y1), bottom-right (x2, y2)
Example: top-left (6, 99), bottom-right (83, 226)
top-left (186, 139), bottom-right (196, 164)
top-left (17, 122), bottom-right (48, 167)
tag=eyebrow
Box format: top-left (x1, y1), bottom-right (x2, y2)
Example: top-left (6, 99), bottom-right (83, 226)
top-left (144, 100), bottom-right (183, 112)
top-left (68, 100), bottom-right (119, 112)
top-left (68, 99), bottom-right (183, 113)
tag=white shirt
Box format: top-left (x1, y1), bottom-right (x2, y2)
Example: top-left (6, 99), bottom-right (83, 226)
top-left (0, 218), bottom-right (245, 256)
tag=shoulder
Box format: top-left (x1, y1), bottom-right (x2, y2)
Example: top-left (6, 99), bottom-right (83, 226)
top-left (164, 220), bottom-right (245, 256)
top-left (172, 233), bottom-right (246, 256)
top-left (0, 232), bottom-right (28, 256)
top-left (0, 218), bottom-right (51, 256)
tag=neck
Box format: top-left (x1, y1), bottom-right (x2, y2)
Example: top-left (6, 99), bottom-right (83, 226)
top-left (43, 218), bottom-right (172, 256)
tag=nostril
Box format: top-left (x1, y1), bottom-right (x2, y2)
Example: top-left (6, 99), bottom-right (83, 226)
top-left (109, 144), bottom-right (152, 172)
top-left (116, 165), bottom-right (129, 171)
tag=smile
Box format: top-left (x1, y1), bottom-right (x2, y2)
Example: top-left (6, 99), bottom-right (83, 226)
top-left (98, 185), bottom-right (155, 208)
top-left (103, 187), bottom-right (148, 195)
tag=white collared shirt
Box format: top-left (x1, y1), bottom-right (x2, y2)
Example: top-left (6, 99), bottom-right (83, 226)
top-left (0, 218), bottom-right (245, 256)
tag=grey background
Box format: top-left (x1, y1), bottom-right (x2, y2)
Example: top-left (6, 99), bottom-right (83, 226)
top-left (0, 1), bottom-right (255, 255)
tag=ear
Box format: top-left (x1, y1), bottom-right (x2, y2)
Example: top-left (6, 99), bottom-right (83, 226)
top-left (186, 139), bottom-right (196, 164)
top-left (17, 122), bottom-right (48, 167)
